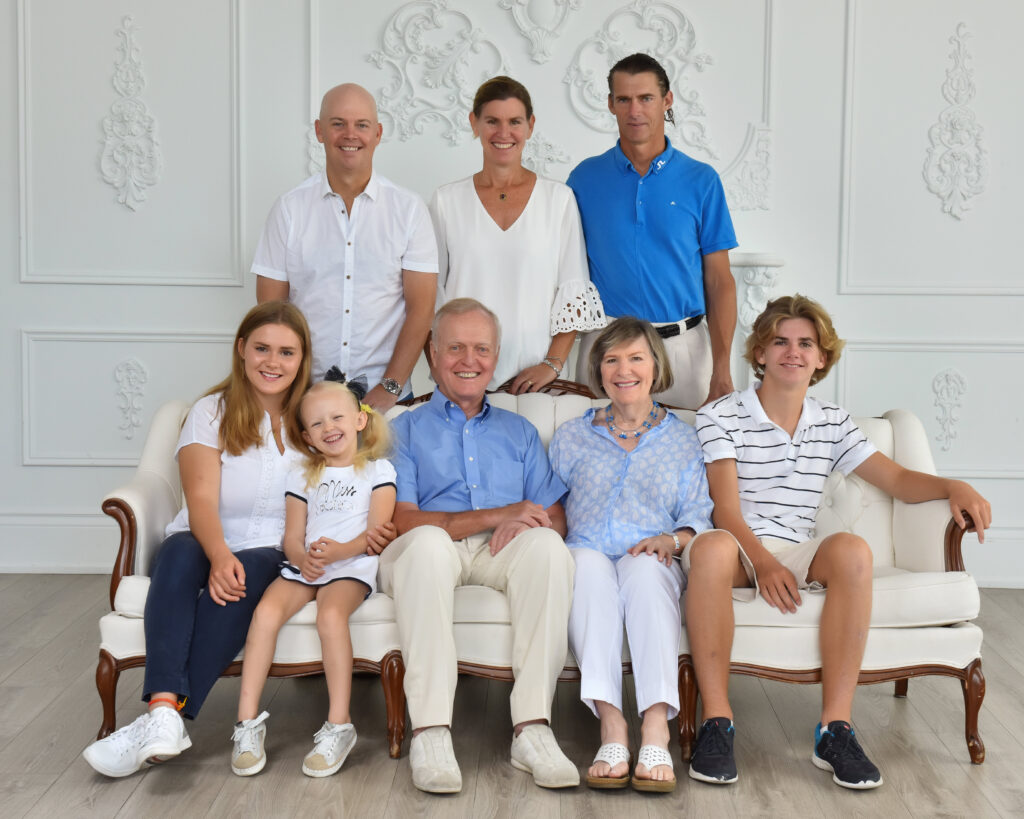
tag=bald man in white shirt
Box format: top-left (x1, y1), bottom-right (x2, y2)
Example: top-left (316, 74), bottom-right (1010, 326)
top-left (254, 83), bottom-right (438, 411)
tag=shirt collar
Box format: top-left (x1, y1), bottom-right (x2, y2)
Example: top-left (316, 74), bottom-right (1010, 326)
top-left (429, 387), bottom-right (492, 424)
top-left (741, 382), bottom-right (825, 436)
top-left (317, 170), bottom-right (380, 201)
top-left (612, 137), bottom-right (675, 176)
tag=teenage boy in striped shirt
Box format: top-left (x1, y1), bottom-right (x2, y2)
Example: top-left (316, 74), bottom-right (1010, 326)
top-left (689, 294), bottom-right (991, 790)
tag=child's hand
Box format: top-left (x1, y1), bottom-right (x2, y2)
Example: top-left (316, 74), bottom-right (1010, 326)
top-left (628, 534), bottom-right (675, 566)
top-left (297, 545), bottom-right (326, 583)
top-left (366, 522), bottom-right (398, 555)
top-left (310, 536), bottom-right (344, 563)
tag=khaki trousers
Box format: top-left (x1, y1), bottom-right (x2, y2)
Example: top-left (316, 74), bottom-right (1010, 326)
top-left (576, 318), bottom-right (713, 411)
top-left (378, 524), bottom-right (574, 729)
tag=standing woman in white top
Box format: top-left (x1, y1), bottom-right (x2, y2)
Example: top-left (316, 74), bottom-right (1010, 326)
top-left (84, 301), bottom-right (315, 778)
top-left (429, 76), bottom-right (606, 392)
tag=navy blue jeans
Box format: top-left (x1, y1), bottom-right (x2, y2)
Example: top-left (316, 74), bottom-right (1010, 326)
top-left (142, 531), bottom-right (282, 719)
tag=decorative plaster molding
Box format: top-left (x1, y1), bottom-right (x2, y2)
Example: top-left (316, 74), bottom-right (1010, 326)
top-left (737, 262), bottom-right (781, 333)
top-left (932, 367), bottom-right (967, 452)
top-left (307, 123), bottom-right (325, 176)
top-left (99, 17), bottom-right (163, 211)
top-left (521, 130), bottom-right (571, 175)
top-left (724, 126), bottom-right (771, 211)
top-left (564, 0), bottom-right (717, 160)
top-left (19, 1), bottom-right (243, 285)
top-left (922, 23), bottom-right (988, 220)
top-left (367, 0), bottom-right (508, 145)
top-left (114, 358), bottom-right (148, 440)
top-left (498, 0), bottom-right (580, 64)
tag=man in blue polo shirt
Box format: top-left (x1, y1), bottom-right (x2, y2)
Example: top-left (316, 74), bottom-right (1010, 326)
top-left (378, 297), bottom-right (578, 794)
top-left (568, 53), bottom-right (738, 410)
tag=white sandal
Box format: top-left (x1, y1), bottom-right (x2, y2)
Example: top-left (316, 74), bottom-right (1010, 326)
top-left (586, 742), bottom-right (631, 789)
top-left (631, 744), bottom-right (676, 792)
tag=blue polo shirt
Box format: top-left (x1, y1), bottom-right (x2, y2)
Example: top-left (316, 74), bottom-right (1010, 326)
top-left (567, 138), bottom-right (737, 322)
top-left (391, 389), bottom-right (567, 513)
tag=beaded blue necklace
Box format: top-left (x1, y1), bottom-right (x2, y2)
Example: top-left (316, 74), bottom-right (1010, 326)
top-left (605, 402), bottom-right (659, 439)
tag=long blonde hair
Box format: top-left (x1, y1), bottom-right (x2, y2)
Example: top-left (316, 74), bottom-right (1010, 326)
top-left (203, 301), bottom-right (313, 455)
top-left (290, 380), bottom-right (392, 489)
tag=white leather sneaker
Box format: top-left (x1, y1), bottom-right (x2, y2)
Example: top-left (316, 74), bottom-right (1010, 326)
top-left (231, 711), bottom-right (270, 776)
top-left (409, 726), bottom-right (462, 793)
top-left (511, 724), bottom-right (580, 788)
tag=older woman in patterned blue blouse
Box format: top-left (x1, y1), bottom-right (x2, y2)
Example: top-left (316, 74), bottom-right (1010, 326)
top-left (549, 317), bottom-right (716, 793)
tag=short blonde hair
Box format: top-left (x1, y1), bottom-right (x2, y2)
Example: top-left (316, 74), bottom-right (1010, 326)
top-left (587, 317), bottom-right (673, 398)
top-left (744, 294), bottom-right (845, 385)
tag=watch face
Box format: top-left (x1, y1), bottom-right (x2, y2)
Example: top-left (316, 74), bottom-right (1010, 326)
top-left (381, 378), bottom-right (402, 396)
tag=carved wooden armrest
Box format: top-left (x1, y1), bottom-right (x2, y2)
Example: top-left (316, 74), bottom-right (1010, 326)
top-left (944, 512), bottom-right (975, 572)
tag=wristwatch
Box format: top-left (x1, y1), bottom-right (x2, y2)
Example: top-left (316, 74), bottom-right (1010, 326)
top-left (379, 377), bottom-right (402, 397)
top-left (665, 531), bottom-right (682, 554)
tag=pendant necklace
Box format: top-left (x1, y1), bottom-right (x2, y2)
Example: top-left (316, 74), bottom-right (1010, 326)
top-left (606, 403), bottom-right (659, 439)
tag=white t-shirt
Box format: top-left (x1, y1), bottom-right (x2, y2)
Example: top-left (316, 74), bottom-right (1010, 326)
top-left (429, 176), bottom-right (606, 388)
top-left (165, 393), bottom-right (304, 552)
top-left (252, 172), bottom-right (439, 385)
top-left (279, 458), bottom-right (397, 592)
top-left (696, 385), bottom-right (877, 543)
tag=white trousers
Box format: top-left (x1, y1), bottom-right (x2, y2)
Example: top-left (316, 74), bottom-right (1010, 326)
top-left (569, 548), bottom-right (684, 719)
top-left (378, 525), bottom-right (574, 729)
top-left (576, 319), bottom-right (712, 411)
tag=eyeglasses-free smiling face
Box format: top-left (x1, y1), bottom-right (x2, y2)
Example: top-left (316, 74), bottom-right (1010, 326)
top-left (237, 323), bottom-right (304, 410)
top-left (315, 84), bottom-right (383, 178)
top-left (430, 310), bottom-right (500, 411)
top-left (608, 70), bottom-right (673, 152)
top-left (299, 386), bottom-right (366, 466)
top-left (470, 98), bottom-right (535, 168)
top-left (755, 317), bottom-right (826, 386)
top-left (600, 336), bottom-right (656, 408)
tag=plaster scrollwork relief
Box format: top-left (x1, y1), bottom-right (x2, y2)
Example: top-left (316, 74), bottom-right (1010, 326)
top-left (922, 23), bottom-right (988, 220)
top-left (99, 17), bottom-right (163, 211)
top-left (498, 0), bottom-right (581, 64)
top-left (521, 130), bottom-right (571, 175)
top-left (738, 265), bottom-right (780, 333)
top-left (114, 358), bottom-right (148, 440)
top-left (563, 0), bottom-right (717, 160)
top-left (307, 124), bottom-right (326, 176)
top-left (932, 367), bottom-right (967, 452)
top-left (723, 126), bottom-right (771, 211)
top-left (367, 0), bottom-right (507, 145)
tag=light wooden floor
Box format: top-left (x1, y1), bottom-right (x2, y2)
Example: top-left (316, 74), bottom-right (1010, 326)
top-left (2, 575), bottom-right (1023, 818)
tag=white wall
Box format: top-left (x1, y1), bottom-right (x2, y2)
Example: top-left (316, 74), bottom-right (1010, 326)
top-left (2, 0), bottom-right (1020, 583)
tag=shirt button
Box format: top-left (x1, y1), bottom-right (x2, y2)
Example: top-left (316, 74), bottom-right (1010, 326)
top-left (345, 309), bottom-right (350, 314)
top-left (468, 456), bottom-right (474, 462)
top-left (343, 342), bottom-right (348, 346)
top-left (472, 484), bottom-right (478, 489)
top-left (347, 242), bottom-right (352, 246)
top-left (346, 275), bottom-right (351, 280)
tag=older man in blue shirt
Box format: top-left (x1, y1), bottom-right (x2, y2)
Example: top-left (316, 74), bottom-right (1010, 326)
top-left (568, 53), bottom-right (738, 410)
top-left (379, 297), bottom-right (578, 794)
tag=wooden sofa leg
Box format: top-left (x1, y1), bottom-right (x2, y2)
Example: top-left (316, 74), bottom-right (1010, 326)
top-left (894, 678), bottom-right (909, 698)
top-left (381, 650), bottom-right (407, 759)
top-left (961, 658), bottom-right (986, 764)
top-left (677, 656), bottom-right (697, 761)
top-left (96, 649), bottom-right (120, 740)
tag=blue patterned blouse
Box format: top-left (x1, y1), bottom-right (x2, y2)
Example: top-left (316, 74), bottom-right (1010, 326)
top-left (548, 409), bottom-right (714, 558)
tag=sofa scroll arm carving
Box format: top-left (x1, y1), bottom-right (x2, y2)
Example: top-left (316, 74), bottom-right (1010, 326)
top-left (943, 512), bottom-right (974, 572)
top-left (101, 498), bottom-right (138, 610)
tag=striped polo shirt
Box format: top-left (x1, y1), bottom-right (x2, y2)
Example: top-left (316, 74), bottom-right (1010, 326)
top-left (696, 385), bottom-right (876, 543)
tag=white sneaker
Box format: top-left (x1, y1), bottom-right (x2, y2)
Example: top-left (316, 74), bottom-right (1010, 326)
top-left (141, 705), bottom-right (192, 763)
top-left (83, 712), bottom-right (154, 778)
top-left (302, 721), bottom-right (357, 777)
top-left (409, 726), bottom-right (462, 793)
top-left (511, 724), bottom-right (580, 788)
top-left (231, 711), bottom-right (270, 776)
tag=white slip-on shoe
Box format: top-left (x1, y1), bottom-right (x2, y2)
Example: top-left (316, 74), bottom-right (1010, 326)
top-left (510, 724), bottom-right (580, 788)
top-left (302, 721), bottom-right (357, 778)
top-left (82, 712), bottom-right (153, 778)
top-left (231, 711), bottom-right (270, 776)
top-left (141, 705), bottom-right (192, 763)
top-left (409, 726), bottom-right (462, 793)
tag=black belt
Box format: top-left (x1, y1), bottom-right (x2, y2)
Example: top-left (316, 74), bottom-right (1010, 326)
top-left (655, 314), bottom-right (704, 339)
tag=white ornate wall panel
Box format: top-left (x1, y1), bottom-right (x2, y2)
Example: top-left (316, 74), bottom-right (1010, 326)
top-left (22, 331), bottom-right (232, 466)
top-left (18, 0), bottom-right (243, 285)
top-left (838, 0), bottom-right (1023, 294)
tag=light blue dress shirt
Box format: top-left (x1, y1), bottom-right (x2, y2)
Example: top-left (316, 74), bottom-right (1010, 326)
top-left (391, 389), bottom-right (567, 513)
top-left (549, 409), bottom-right (713, 558)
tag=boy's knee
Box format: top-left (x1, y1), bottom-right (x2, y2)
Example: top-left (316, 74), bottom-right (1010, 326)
top-left (688, 530), bottom-right (739, 571)
top-left (821, 533), bottom-right (873, 577)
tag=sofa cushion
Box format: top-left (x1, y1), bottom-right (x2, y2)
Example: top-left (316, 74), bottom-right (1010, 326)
top-left (682, 568), bottom-right (979, 629)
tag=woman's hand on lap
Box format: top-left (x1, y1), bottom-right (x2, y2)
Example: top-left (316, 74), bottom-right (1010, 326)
top-left (208, 553), bottom-right (246, 605)
top-left (629, 535), bottom-right (675, 566)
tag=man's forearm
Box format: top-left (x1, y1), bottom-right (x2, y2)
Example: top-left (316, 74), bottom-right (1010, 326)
top-left (394, 506), bottom-right (506, 540)
top-left (703, 252), bottom-right (737, 375)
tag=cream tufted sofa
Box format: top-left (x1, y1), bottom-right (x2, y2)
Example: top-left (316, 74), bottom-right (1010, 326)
top-left (95, 388), bottom-right (985, 763)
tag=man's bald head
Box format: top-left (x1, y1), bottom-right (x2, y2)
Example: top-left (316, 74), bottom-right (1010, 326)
top-left (319, 83), bottom-right (378, 122)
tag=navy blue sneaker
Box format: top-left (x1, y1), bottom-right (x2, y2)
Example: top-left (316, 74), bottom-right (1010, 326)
top-left (688, 717), bottom-right (738, 784)
top-left (813, 721), bottom-right (882, 789)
